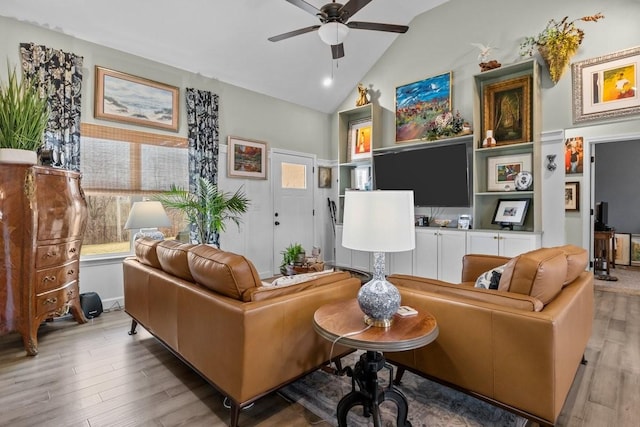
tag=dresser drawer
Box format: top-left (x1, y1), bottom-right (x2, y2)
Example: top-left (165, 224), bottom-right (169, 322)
top-left (35, 261), bottom-right (79, 294)
top-left (35, 240), bottom-right (82, 269)
top-left (35, 282), bottom-right (78, 317)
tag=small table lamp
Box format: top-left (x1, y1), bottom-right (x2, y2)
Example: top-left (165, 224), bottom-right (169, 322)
top-left (124, 201), bottom-right (172, 240)
top-left (342, 190), bottom-right (415, 327)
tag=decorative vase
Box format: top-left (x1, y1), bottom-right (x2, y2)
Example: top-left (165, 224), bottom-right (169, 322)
top-left (482, 130), bottom-right (496, 148)
top-left (0, 148), bottom-right (38, 165)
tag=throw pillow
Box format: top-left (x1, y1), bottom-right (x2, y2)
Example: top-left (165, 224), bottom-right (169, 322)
top-left (475, 264), bottom-right (507, 290)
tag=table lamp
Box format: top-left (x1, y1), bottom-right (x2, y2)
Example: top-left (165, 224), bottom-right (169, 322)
top-left (124, 201), bottom-right (172, 240)
top-left (342, 190), bottom-right (415, 327)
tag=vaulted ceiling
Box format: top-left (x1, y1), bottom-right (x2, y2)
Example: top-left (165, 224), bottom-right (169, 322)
top-left (0, 0), bottom-right (447, 113)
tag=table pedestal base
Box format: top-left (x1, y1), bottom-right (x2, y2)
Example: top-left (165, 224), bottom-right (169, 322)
top-left (337, 351), bottom-right (411, 427)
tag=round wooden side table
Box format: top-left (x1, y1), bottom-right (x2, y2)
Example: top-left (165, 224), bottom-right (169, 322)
top-left (313, 299), bottom-right (438, 427)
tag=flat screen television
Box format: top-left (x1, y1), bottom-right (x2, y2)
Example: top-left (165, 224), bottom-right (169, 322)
top-left (373, 141), bottom-right (471, 207)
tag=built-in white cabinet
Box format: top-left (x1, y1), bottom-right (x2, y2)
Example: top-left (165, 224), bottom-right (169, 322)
top-left (414, 228), bottom-right (467, 282)
top-left (466, 230), bottom-right (541, 257)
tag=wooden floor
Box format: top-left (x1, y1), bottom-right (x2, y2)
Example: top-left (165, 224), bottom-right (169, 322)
top-left (0, 290), bottom-right (638, 427)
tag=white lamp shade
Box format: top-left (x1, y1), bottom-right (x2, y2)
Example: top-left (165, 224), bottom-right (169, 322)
top-left (124, 201), bottom-right (172, 229)
top-left (318, 22), bottom-right (349, 45)
top-left (342, 190), bottom-right (415, 253)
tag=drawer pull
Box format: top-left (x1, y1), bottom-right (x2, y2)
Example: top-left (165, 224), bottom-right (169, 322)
top-left (44, 297), bottom-right (58, 305)
top-left (43, 276), bottom-right (57, 283)
top-left (67, 270), bottom-right (75, 275)
top-left (68, 247), bottom-right (77, 254)
top-left (44, 251), bottom-right (59, 258)
top-left (67, 290), bottom-right (75, 298)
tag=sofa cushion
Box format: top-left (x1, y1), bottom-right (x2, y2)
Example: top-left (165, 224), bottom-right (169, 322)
top-left (498, 247), bottom-right (568, 305)
top-left (474, 264), bottom-right (507, 290)
top-left (134, 237), bottom-right (162, 269)
top-left (559, 244), bottom-right (589, 285)
top-left (188, 245), bottom-right (262, 300)
top-left (247, 271), bottom-right (351, 302)
top-left (156, 240), bottom-right (196, 282)
top-left (389, 274), bottom-right (544, 312)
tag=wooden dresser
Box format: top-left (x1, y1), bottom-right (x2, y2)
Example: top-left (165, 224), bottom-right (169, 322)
top-left (0, 164), bottom-right (88, 355)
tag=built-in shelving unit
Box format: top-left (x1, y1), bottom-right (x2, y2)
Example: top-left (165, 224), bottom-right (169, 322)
top-left (472, 59), bottom-right (542, 232)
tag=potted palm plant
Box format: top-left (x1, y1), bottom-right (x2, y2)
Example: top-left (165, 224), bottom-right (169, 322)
top-left (154, 177), bottom-right (249, 247)
top-left (0, 64), bottom-right (49, 164)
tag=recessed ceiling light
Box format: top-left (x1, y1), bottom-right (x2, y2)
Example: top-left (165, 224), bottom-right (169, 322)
top-left (323, 77), bottom-right (333, 87)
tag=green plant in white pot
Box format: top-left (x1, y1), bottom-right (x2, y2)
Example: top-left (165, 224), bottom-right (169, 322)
top-left (155, 177), bottom-right (250, 247)
top-left (0, 64), bottom-right (49, 164)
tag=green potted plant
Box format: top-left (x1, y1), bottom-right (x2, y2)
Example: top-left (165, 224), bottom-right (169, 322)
top-left (280, 243), bottom-right (305, 275)
top-left (154, 177), bottom-right (249, 247)
top-left (519, 13), bottom-right (604, 83)
top-left (0, 64), bottom-right (49, 164)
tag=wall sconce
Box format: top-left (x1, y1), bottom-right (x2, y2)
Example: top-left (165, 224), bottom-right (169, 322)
top-left (547, 154), bottom-right (557, 171)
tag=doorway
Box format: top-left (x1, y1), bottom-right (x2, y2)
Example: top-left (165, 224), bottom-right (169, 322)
top-left (271, 150), bottom-right (315, 275)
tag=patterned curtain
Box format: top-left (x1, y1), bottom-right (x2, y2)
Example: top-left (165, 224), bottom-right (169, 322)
top-left (185, 88), bottom-right (220, 245)
top-left (20, 43), bottom-right (83, 171)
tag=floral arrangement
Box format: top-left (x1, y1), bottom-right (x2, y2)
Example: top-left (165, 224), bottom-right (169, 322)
top-left (423, 110), bottom-right (466, 141)
top-left (519, 13), bottom-right (604, 82)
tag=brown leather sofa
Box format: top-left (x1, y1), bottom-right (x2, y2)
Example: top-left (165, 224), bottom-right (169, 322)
top-left (122, 238), bottom-right (360, 427)
top-left (386, 245), bottom-right (593, 427)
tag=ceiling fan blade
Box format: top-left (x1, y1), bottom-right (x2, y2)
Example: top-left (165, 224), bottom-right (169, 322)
top-left (339, 0), bottom-right (373, 19)
top-left (331, 44), bottom-right (345, 59)
top-left (268, 25), bottom-right (321, 42)
top-left (347, 21), bottom-right (409, 33)
top-left (285, 0), bottom-right (323, 17)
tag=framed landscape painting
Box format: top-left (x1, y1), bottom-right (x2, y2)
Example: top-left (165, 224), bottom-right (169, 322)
top-left (94, 66), bottom-right (179, 132)
top-left (614, 233), bottom-right (631, 266)
top-left (572, 46), bottom-right (640, 123)
top-left (227, 136), bottom-right (267, 179)
top-left (395, 71), bottom-right (451, 143)
top-left (482, 75), bottom-right (532, 146)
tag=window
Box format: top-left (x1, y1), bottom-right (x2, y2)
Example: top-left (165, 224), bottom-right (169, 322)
top-left (80, 123), bottom-right (188, 256)
top-left (281, 162), bottom-right (306, 189)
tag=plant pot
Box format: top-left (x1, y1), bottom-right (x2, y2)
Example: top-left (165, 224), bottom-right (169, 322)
top-left (0, 148), bottom-right (38, 165)
top-left (538, 44), bottom-right (577, 84)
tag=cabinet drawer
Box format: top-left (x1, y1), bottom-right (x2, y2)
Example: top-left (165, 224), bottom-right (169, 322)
top-left (35, 282), bottom-right (78, 317)
top-left (36, 240), bottom-right (82, 268)
top-left (35, 261), bottom-right (79, 294)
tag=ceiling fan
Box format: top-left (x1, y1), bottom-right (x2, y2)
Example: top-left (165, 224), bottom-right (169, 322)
top-left (268, 0), bottom-right (409, 59)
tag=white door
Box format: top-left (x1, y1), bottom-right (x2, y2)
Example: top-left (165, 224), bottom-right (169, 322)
top-left (272, 150), bottom-right (315, 275)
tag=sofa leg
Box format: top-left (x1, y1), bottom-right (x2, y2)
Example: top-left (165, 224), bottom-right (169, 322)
top-left (581, 354), bottom-right (588, 365)
top-left (393, 366), bottom-right (406, 385)
top-left (229, 401), bottom-right (240, 427)
top-left (128, 319), bottom-right (138, 335)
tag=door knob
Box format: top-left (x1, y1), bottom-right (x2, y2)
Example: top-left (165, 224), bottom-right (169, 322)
top-left (275, 221), bottom-right (280, 226)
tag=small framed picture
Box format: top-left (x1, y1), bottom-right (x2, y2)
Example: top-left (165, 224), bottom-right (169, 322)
top-left (565, 182), bottom-right (580, 211)
top-left (227, 136), bottom-right (268, 179)
top-left (631, 235), bottom-right (640, 267)
top-left (614, 233), bottom-right (631, 266)
top-left (487, 153), bottom-right (532, 192)
top-left (492, 199), bottom-right (530, 227)
top-left (318, 166), bottom-right (332, 188)
top-left (348, 118), bottom-right (373, 162)
top-left (565, 137), bottom-right (584, 174)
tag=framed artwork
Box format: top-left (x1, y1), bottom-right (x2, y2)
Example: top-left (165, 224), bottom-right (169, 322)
top-left (564, 182), bottom-right (580, 211)
top-left (614, 233), bottom-right (631, 266)
top-left (572, 46), bottom-right (640, 123)
top-left (487, 153), bottom-right (532, 192)
top-left (482, 75), bottom-right (532, 146)
top-left (631, 234), bottom-right (640, 267)
top-left (492, 199), bottom-right (530, 226)
top-left (395, 71), bottom-right (452, 143)
top-left (348, 118), bottom-right (373, 161)
top-left (227, 136), bottom-right (267, 179)
top-left (318, 166), bottom-right (332, 188)
top-left (565, 137), bottom-right (584, 174)
top-left (94, 66), bottom-right (179, 132)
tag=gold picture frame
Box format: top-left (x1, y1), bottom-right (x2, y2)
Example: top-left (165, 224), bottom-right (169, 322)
top-left (482, 75), bottom-right (532, 147)
top-left (94, 66), bottom-right (179, 132)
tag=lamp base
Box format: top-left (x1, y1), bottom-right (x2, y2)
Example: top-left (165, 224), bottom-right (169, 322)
top-left (357, 252), bottom-right (400, 329)
top-left (363, 314), bottom-right (394, 328)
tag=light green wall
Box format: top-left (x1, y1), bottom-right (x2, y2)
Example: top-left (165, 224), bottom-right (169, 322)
top-left (0, 16), bottom-right (332, 158)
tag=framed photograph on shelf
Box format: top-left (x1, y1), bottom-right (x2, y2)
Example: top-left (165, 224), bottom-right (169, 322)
top-left (227, 136), bottom-right (267, 179)
top-left (482, 75), bottom-right (532, 146)
top-left (94, 66), bottom-right (179, 132)
top-left (395, 71), bottom-right (452, 143)
top-left (318, 166), bottom-right (332, 188)
top-left (347, 118), bottom-right (373, 161)
top-left (572, 46), bottom-right (640, 123)
top-left (631, 234), bottom-right (640, 266)
top-left (614, 233), bottom-right (631, 266)
top-left (487, 153), bottom-right (532, 192)
top-left (565, 182), bottom-right (580, 211)
top-left (492, 199), bottom-right (530, 227)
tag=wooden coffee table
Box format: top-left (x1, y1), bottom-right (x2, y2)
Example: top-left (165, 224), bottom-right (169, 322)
top-left (313, 299), bottom-right (438, 427)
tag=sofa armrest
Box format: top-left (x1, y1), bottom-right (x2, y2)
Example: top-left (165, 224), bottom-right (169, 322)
top-left (461, 254), bottom-right (511, 283)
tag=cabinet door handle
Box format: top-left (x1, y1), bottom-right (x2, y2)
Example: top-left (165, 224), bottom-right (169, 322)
top-left (67, 270), bottom-right (74, 276)
top-left (43, 276), bottom-right (57, 283)
top-left (68, 247), bottom-right (77, 254)
top-left (44, 251), bottom-right (59, 258)
top-left (44, 297), bottom-right (58, 305)
top-left (493, 236), bottom-right (499, 239)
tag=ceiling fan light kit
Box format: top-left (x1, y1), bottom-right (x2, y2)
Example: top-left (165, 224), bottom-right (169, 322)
top-left (318, 22), bottom-right (350, 45)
